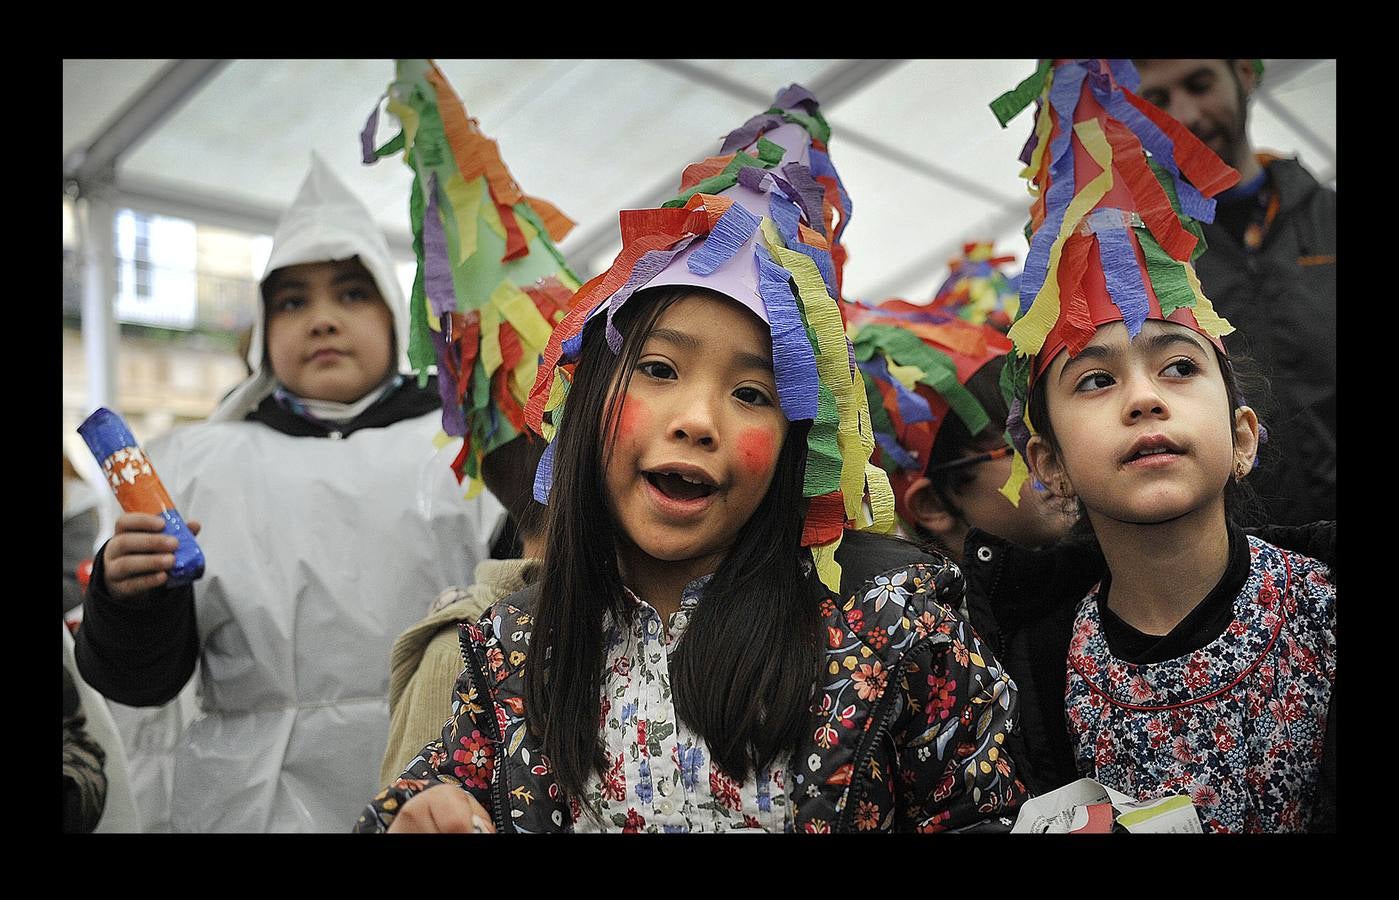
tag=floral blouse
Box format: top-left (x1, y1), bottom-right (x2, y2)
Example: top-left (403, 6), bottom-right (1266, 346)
top-left (574, 575), bottom-right (789, 832)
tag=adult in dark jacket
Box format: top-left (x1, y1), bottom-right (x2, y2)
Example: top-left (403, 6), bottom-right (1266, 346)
top-left (1134, 59), bottom-right (1335, 525)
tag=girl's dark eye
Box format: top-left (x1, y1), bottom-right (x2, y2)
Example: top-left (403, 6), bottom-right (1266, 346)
top-left (342, 287), bottom-right (372, 303)
top-left (733, 386), bottom-right (773, 406)
top-left (1162, 358), bottom-right (1199, 378)
top-left (271, 297), bottom-right (305, 314)
top-left (1074, 371), bottom-right (1115, 393)
top-left (637, 360), bottom-right (676, 380)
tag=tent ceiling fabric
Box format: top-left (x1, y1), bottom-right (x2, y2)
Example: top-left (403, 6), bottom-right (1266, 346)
top-left (63, 58), bottom-right (1336, 305)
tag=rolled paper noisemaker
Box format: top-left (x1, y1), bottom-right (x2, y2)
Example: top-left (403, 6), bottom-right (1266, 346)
top-left (78, 407), bottom-right (205, 587)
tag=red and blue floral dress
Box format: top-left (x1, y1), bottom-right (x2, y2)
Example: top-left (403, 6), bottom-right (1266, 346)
top-left (1064, 537), bottom-right (1336, 832)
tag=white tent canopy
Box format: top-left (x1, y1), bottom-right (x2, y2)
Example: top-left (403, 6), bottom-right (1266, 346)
top-left (63, 58), bottom-right (1337, 406)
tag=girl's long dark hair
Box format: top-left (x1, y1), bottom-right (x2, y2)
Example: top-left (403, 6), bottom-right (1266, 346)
top-left (525, 287), bottom-right (818, 804)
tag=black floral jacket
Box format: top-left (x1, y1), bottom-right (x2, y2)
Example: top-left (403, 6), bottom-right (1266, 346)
top-left (356, 538), bottom-right (1027, 833)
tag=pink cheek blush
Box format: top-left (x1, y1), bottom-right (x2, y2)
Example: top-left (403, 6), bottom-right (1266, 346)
top-left (737, 428), bottom-right (777, 476)
top-left (611, 395), bottom-right (651, 443)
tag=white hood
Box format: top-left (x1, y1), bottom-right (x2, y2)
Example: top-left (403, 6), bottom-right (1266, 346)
top-left (211, 151), bottom-right (409, 422)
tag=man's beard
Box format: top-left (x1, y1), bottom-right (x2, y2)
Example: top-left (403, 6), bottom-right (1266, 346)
top-left (1199, 76), bottom-right (1251, 171)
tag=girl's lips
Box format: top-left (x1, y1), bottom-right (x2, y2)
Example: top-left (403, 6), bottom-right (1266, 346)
top-left (1123, 450), bottom-right (1184, 469)
top-left (642, 475), bottom-right (717, 520)
top-left (309, 349), bottom-right (347, 363)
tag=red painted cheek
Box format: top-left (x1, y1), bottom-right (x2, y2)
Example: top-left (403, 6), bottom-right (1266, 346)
top-left (737, 428), bottom-right (778, 476)
top-left (610, 395), bottom-right (650, 444)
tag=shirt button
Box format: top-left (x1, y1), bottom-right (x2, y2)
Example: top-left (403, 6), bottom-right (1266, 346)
top-left (976, 546), bottom-right (993, 562)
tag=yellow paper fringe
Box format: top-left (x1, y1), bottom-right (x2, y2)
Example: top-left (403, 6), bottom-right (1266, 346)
top-left (812, 538), bottom-right (843, 594)
top-left (490, 281), bottom-right (556, 353)
top-left (479, 301), bottom-right (503, 377)
top-left (1007, 117), bottom-right (1116, 357)
top-left (388, 97), bottom-right (419, 156)
top-left (443, 174), bottom-right (483, 266)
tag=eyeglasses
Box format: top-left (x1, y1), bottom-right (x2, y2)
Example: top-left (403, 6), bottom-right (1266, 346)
top-left (923, 445), bottom-right (1011, 475)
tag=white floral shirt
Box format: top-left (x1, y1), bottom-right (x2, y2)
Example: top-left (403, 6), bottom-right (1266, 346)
top-left (574, 576), bottom-right (792, 833)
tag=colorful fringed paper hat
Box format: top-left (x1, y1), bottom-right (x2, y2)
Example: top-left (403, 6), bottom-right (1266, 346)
top-left (525, 84), bottom-right (891, 591)
top-left (362, 59), bottom-right (584, 494)
top-left (989, 58), bottom-right (1241, 502)
top-left (846, 301), bottom-right (1013, 530)
top-left (928, 241), bottom-right (1023, 332)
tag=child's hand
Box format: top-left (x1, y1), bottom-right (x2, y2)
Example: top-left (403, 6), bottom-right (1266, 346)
top-left (387, 784), bottom-right (495, 833)
top-left (102, 512), bottom-right (202, 600)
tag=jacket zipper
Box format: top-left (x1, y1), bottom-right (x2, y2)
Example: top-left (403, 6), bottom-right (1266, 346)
top-left (459, 625), bottom-right (513, 833)
top-left (834, 631), bottom-right (942, 832)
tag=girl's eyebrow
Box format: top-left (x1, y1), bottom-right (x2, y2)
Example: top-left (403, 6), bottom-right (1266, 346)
top-left (1059, 330), bottom-right (1210, 383)
top-left (1058, 343), bottom-right (1118, 383)
top-left (648, 327), bottom-right (774, 373)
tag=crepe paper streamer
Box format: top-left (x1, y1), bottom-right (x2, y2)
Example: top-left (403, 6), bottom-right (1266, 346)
top-left (768, 190), bottom-right (803, 248)
top-left (807, 148), bottom-right (851, 236)
top-left (525, 195), bottom-right (576, 244)
top-left (490, 281), bottom-right (556, 353)
top-left (865, 463), bottom-right (895, 534)
top-left (688, 202), bottom-right (761, 276)
top-left (858, 354), bottom-right (934, 427)
top-left (721, 113), bottom-right (787, 154)
top-left (531, 437), bottom-right (557, 503)
top-left (811, 540), bottom-right (843, 594)
top-left (855, 324), bottom-right (988, 434)
top-left (1009, 115), bottom-right (1115, 357)
top-left (1099, 119), bottom-right (1196, 263)
top-left (998, 449), bottom-right (1031, 507)
top-left (1121, 89), bottom-right (1238, 204)
top-left (423, 174), bottom-right (459, 321)
top-left (387, 97), bottom-right (419, 156)
top-left (442, 174), bottom-right (484, 267)
top-left (663, 149), bottom-right (776, 209)
top-left (1107, 58), bottom-right (1140, 93)
top-left (802, 491), bottom-right (848, 546)
top-left (476, 301), bottom-right (504, 378)
top-left (764, 232), bottom-right (871, 516)
top-left (1090, 212), bottom-right (1151, 339)
top-left (1020, 93), bottom-right (1056, 189)
top-left (1051, 233), bottom-right (1099, 357)
top-left (682, 154), bottom-right (739, 191)
top-left (991, 58), bottom-right (1054, 127)
top-left (778, 108), bottom-right (831, 147)
top-left (874, 430), bottom-right (921, 473)
top-left (804, 384), bottom-right (844, 497)
top-left (738, 165), bottom-right (778, 194)
top-left (757, 246), bottom-right (821, 421)
top-left (781, 162), bottom-right (828, 237)
top-left (78, 408), bottom-right (205, 586)
top-left (1095, 90), bottom-right (1215, 225)
top-left (603, 240), bottom-right (699, 353)
top-left (1014, 63), bottom-right (1086, 332)
top-left (496, 198), bottom-right (529, 261)
top-left (431, 327), bottom-right (468, 438)
top-left (361, 94), bottom-right (387, 165)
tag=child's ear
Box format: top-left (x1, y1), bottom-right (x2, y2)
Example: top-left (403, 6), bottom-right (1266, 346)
top-left (904, 477), bottom-right (961, 540)
top-left (1027, 435), bottom-right (1074, 500)
top-left (1231, 405), bottom-right (1261, 480)
top-left (1233, 58), bottom-right (1259, 99)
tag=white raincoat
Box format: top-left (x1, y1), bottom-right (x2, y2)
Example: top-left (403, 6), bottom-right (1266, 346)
top-left (134, 155), bottom-right (488, 831)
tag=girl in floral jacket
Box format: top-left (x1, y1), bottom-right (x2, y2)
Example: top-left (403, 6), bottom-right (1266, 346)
top-left (355, 86), bottom-right (1027, 833)
top-left (988, 59), bottom-right (1336, 832)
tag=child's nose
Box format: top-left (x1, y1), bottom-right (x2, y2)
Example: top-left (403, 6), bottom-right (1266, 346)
top-left (670, 397), bottom-right (719, 448)
top-left (1122, 377), bottom-right (1169, 423)
top-left (307, 296), bottom-right (342, 335)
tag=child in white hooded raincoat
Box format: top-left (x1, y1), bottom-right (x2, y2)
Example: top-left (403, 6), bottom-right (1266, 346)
top-left (76, 154), bottom-right (489, 832)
